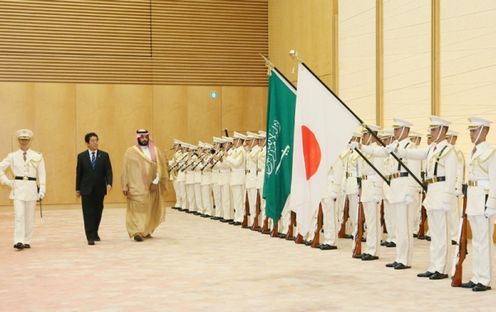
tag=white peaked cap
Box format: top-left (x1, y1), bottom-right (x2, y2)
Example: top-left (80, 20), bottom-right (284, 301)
top-left (429, 115), bottom-right (450, 128)
top-left (222, 136), bottom-right (233, 143)
top-left (16, 129), bottom-right (33, 139)
top-left (379, 128), bottom-right (394, 137)
top-left (173, 139), bottom-right (182, 145)
top-left (258, 130), bottom-right (266, 139)
top-left (362, 124), bottom-right (380, 133)
top-left (446, 130), bottom-right (459, 137)
top-left (213, 136), bottom-right (223, 144)
top-left (392, 118), bottom-right (413, 129)
top-left (409, 131), bottom-right (422, 138)
top-left (203, 143), bottom-right (213, 149)
top-left (352, 132), bottom-right (362, 138)
top-left (198, 141), bottom-right (204, 148)
top-left (233, 131), bottom-right (247, 140)
top-left (468, 117), bottom-right (492, 129)
top-left (246, 131), bottom-right (258, 140)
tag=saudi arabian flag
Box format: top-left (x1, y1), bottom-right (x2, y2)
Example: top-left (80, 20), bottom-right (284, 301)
top-left (263, 68), bottom-right (297, 221)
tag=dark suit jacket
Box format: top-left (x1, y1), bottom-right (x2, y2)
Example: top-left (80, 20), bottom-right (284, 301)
top-left (76, 150), bottom-right (113, 197)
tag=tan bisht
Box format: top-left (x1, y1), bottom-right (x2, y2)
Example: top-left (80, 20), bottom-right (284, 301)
top-left (121, 130), bottom-right (167, 241)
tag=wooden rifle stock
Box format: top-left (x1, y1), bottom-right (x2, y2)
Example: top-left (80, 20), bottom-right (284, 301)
top-left (261, 217), bottom-right (270, 234)
top-left (311, 204), bottom-right (324, 248)
top-left (380, 199), bottom-right (387, 233)
top-left (270, 219), bottom-right (279, 237)
top-left (338, 197), bottom-right (350, 238)
top-left (242, 191), bottom-right (249, 228)
top-left (417, 191), bottom-right (427, 239)
top-left (251, 190), bottom-right (261, 230)
top-left (352, 202), bottom-right (365, 258)
top-left (286, 211), bottom-right (296, 240)
top-left (452, 184), bottom-right (468, 287)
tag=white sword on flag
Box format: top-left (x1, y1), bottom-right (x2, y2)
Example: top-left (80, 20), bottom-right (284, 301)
top-left (275, 145), bottom-right (290, 174)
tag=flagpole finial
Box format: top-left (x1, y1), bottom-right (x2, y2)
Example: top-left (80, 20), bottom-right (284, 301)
top-left (260, 54), bottom-right (274, 76)
top-left (289, 49), bottom-right (301, 74)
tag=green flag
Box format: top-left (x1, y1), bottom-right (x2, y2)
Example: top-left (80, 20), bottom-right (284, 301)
top-left (263, 68), bottom-right (297, 221)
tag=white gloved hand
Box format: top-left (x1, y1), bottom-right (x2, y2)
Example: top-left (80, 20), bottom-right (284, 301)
top-left (454, 188), bottom-right (462, 197)
top-left (37, 192), bottom-right (45, 200)
top-left (404, 194), bottom-right (413, 204)
top-left (484, 207), bottom-right (496, 218)
top-left (385, 144), bottom-right (397, 154)
top-left (349, 141), bottom-right (359, 150)
top-left (8, 179), bottom-right (15, 188)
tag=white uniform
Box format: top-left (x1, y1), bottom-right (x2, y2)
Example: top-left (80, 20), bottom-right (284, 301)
top-left (193, 153), bottom-right (203, 213)
top-left (466, 141), bottom-right (496, 287)
top-left (358, 142), bottom-right (385, 257)
top-left (382, 152), bottom-right (396, 245)
top-left (400, 139), bottom-right (457, 274)
top-left (256, 145), bottom-right (266, 226)
top-left (184, 154), bottom-right (197, 212)
top-left (449, 147), bottom-right (465, 242)
top-left (0, 149), bottom-right (46, 245)
top-left (343, 149), bottom-right (360, 237)
top-left (219, 154), bottom-right (232, 220)
top-left (175, 151), bottom-right (187, 209)
top-left (320, 156), bottom-right (344, 247)
top-left (226, 145), bottom-right (246, 223)
top-left (246, 145), bottom-right (260, 227)
top-left (211, 154), bottom-right (222, 218)
top-left (200, 154), bottom-right (213, 216)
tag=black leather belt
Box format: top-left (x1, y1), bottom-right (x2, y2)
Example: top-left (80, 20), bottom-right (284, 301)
top-left (424, 176), bottom-right (446, 185)
top-left (15, 176), bottom-right (36, 181)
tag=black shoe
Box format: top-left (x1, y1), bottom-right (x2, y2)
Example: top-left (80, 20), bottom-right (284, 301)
top-left (23, 244), bottom-right (31, 249)
top-left (192, 212), bottom-right (201, 216)
top-left (320, 244), bottom-right (337, 250)
top-left (460, 281), bottom-right (477, 289)
top-left (277, 233), bottom-right (286, 239)
top-left (361, 237), bottom-right (366, 242)
top-left (88, 240), bottom-right (95, 245)
top-left (380, 240), bottom-right (387, 246)
top-left (201, 214), bottom-right (210, 218)
top-left (413, 233), bottom-right (418, 238)
top-left (352, 253), bottom-right (363, 259)
top-left (417, 271), bottom-right (435, 278)
top-left (232, 222), bottom-right (242, 226)
top-left (451, 240), bottom-right (458, 245)
top-left (219, 218), bottom-right (229, 223)
top-left (133, 235), bottom-right (144, 242)
top-left (211, 216), bottom-right (221, 220)
top-left (304, 240), bottom-right (312, 246)
top-left (386, 261), bottom-right (398, 268)
top-left (386, 241), bottom-right (396, 248)
top-left (472, 283), bottom-right (492, 292)
top-left (95, 237), bottom-right (101, 242)
top-left (344, 234), bottom-right (353, 239)
top-left (361, 254), bottom-right (379, 261)
top-left (13, 242), bottom-right (24, 250)
top-left (394, 263), bottom-right (411, 270)
top-left (227, 220), bottom-right (235, 224)
top-left (425, 235), bottom-right (431, 241)
top-left (429, 272), bottom-right (448, 280)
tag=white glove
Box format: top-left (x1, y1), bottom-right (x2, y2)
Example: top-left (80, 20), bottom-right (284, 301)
top-left (484, 207), bottom-right (496, 218)
top-left (404, 194), bottom-right (413, 204)
top-left (454, 188), bottom-right (462, 197)
top-left (385, 144), bottom-right (397, 154)
top-left (37, 192), bottom-right (45, 200)
top-left (349, 141), bottom-right (359, 150)
top-left (8, 179), bottom-right (15, 188)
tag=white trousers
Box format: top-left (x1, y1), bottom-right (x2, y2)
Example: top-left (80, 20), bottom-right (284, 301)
top-left (321, 197), bottom-right (337, 246)
top-left (391, 201), bottom-right (415, 265)
top-left (14, 200), bottom-right (36, 244)
top-left (220, 184), bottom-right (232, 220)
top-left (212, 184), bottom-right (222, 217)
top-left (231, 185), bottom-right (244, 222)
top-left (201, 184), bottom-right (213, 216)
top-left (426, 209), bottom-right (452, 274)
top-left (278, 203), bottom-right (292, 234)
top-left (348, 194), bottom-right (359, 236)
top-left (176, 181), bottom-right (186, 209)
top-left (194, 183), bottom-right (203, 213)
top-left (449, 197), bottom-right (462, 242)
top-left (186, 184), bottom-right (196, 211)
top-left (246, 187), bottom-right (257, 227)
top-left (257, 190), bottom-right (266, 226)
top-left (337, 193), bottom-right (346, 230)
top-left (467, 215), bottom-right (495, 286)
top-left (363, 201), bottom-right (380, 256)
top-left (384, 200), bottom-right (396, 243)
top-left (411, 192), bottom-right (421, 234)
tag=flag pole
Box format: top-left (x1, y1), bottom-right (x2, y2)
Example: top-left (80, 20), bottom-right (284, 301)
top-left (259, 54), bottom-right (296, 90)
top-left (299, 61), bottom-right (426, 191)
top-left (353, 147), bottom-right (390, 186)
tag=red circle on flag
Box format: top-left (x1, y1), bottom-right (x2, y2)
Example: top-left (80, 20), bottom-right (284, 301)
top-left (301, 125), bottom-right (321, 180)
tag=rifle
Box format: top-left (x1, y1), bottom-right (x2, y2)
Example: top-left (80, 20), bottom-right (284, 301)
top-left (417, 192), bottom-right (427, 239)
top-left (261, 216), bottom-right (270, 234)
top-left (168, 152), bottom-right (189, 172)
top-left (338, 196), bottom-right (350, 238)
top-left (242, 191), bottom-right (249, 228)
top-left (190, 153), bottom-right (208, 171)
top-left (353, 178), bottom-right (364, 258)
top-left (380, 199), bottom-right (387, 234)
top-left (311, 204), bottom-right (324, 248)
top-left (285, 211), bottom-right (296, 240)
top-left (251, 190), bottom-right (261, 231)
top-left (451, 184), bottom-right (468, 287)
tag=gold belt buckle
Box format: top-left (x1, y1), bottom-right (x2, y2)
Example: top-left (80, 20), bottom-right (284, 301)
top-left (23, 176), bottom-right (28, 181)
top-left (361, 175), bottom-right (368, 180)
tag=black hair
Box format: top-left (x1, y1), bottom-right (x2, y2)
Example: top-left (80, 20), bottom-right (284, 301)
top-left (84, 132), bottom-right (99, 143)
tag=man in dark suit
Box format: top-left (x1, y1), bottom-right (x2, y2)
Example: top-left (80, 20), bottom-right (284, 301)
top-left (76, 132), bottom-right (113, 245)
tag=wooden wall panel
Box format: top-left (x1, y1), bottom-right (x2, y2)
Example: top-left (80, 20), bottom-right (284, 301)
top-left (339, 0), bottom-right (376, 126)
top-left (269, 0), bottom-right (334, 87)
top-left (221, 87), bottom-right (268, 134)
top-left (0, 0), bottom-right (268, 86)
